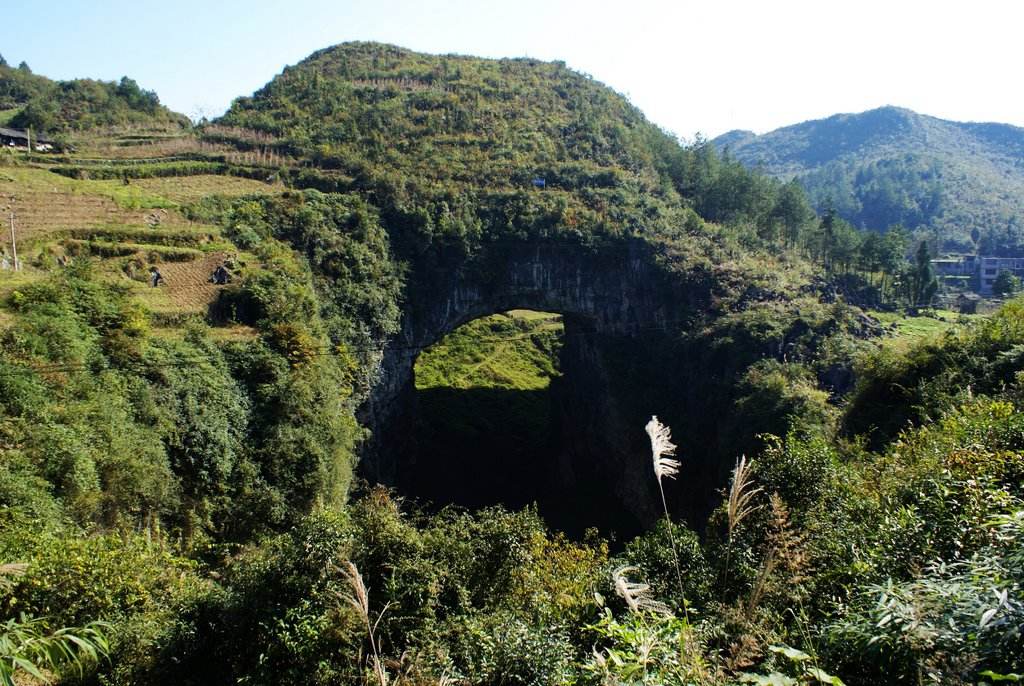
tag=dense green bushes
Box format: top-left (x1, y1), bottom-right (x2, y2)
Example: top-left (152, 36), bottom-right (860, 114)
top-left (0, 64), bottom-right (188, 133)
top-left (111, 494), bottom-right (608, 685)
top-left (843, 297), bottom-right (1024, 446)
top-left (2, 307), bottom-right (1022, 683)
top-left (0, 257), bottom-right (364, 543)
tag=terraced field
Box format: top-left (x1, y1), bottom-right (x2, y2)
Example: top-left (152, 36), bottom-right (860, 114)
top-left (134, 251), bottom-right (231, 313)
top-left (869, 308), bottom-right (978, 345)
top-left (130, 174), bottom-right (283, 203)
top-left (0, 127), bottom-right (284, 318)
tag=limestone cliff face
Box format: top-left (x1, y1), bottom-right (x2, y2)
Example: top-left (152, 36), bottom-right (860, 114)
top-left (359, 237), bottom-right (710, 530)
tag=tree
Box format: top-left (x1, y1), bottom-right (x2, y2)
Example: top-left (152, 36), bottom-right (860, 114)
top-left (770, 179), bottom-right (814, 246)
top-left (809, 202), bottom-right (838, 266)
top-left (116, 76), bottom-right (160, 113)
top-left (13, 98), bottom-right (57, 133)
top-left (858, 231), bottom-right (884, 279)
top-left (878, 225), bottom-right (909, 302)
top-left (909, 240), bottom-right (938, 307)
top-left (0, 54), bottom-right (7, 68)
top-left (828, 218), bottom-right (862, 273)
top-left (17, 61), bottom-right (31, 74)
top-left (992, 269), bottom-right (1021, 297)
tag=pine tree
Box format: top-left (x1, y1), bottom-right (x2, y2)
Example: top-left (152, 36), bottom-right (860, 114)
top-left (911, 240), bottom-right (938, 307)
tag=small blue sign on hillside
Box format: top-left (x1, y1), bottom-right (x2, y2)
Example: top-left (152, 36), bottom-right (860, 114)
top-left (532, 177), bottom-right (546, 188)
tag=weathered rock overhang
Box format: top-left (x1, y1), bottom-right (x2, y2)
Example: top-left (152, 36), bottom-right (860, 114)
top-left (356, 236), bottom-right (715, 531)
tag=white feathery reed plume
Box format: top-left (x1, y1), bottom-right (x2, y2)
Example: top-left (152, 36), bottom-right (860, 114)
top-left (721, 454), bottom-right (763, 591)
top-left (727, 455), bottom-right (762, 538)
top-left (612, 565), bottom-right (671, 616)
top-left (646, 415), bottom-right (680, 484)
top-left (337, 560), bottom-right (390, 686)
top-left (0, 562), bottom-right (27, 591)
top-left (645, 416), bottom-right (689, 622)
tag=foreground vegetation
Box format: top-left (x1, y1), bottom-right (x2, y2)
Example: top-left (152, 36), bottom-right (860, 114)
top-left (3, 296), bottom-right (1022, 683)
top-left (2, 261), bottom-right (1020, 684)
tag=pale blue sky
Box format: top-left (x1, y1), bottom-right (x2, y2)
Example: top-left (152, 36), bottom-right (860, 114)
top-left (3, 0), bottom-right (1022, 138)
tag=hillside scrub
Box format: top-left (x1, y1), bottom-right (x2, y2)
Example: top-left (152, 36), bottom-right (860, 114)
top-left (0, 63), bottom-right (188, 133)
top-left (6, 376), bottom-right (1020, 684)
top-left (0, 258), bottom-right (361, 542)
top-left (217, 42), bottom-right (829, 271)
top-left (843, 296), bottom-right (1024, 447)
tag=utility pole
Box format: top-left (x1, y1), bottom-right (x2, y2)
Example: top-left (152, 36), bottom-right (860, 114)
top-left (8, 199), bottom-right (17, 271)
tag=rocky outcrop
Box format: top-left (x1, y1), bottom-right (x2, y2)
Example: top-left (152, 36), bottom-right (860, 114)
top-left (359, 237), bottom-right (706, 530)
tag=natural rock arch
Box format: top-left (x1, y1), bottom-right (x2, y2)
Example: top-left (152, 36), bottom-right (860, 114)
top-left (359, 237), bottom-right (712, 532)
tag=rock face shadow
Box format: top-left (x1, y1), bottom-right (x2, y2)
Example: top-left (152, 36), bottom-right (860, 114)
top-left (360, 239), bottom-right (703, 533)
top-left (403, 386), bottom-right (555, 512)
top-left (396, 323), bottom-right (669, 539)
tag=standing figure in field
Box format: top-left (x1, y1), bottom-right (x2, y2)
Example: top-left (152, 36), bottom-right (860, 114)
top-left (210, 263), bottom-right (231, 285)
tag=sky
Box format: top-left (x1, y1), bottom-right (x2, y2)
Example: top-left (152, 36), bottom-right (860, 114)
top-left (2, 0), bottom-right (1023, 139)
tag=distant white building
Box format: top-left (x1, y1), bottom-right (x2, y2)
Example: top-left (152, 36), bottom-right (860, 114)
top-left (930, 254), bottom-right (1024, 295)
top-left (979, 256), bottom-right (1024, 295)
top-left (932, 255), bottom-right (977, 278)
top-left (0, 127), bottom-right (54, 151)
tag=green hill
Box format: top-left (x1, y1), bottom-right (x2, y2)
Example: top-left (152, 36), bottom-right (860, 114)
top-left (221, 41), bottom-right (679, 191)
top-left (216, 42), bottom-right (830, 282)
top-left (713, 106), bottom-right (1024, 252)
top-left (0, 40), bottom-right (824, 549)
top-left (0, 59), bottom-right (189, 134)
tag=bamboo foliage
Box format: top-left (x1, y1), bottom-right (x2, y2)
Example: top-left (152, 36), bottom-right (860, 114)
top-left (0, 614), bottom-right (109, 686)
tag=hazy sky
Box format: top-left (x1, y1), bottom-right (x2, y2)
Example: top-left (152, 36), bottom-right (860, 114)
top-left (3, 0), bottom-right (1022, 138)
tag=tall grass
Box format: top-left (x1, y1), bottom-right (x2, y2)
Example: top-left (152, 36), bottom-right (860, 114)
top-left (722, 455), bottom-right (763, 591)
top-left (0, 614), bottom-right (109, 686)
top-left (645, 415), bottom-right (689, 621)
top-left (336, 560), bottom-right (390, 686)
top-left (747, 493), bottom-right (808, 616)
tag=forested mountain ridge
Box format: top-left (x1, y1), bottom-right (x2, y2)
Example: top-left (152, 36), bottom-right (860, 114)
top-left (713, 106), bottom-right (1024, 252)
top-left (217, 42), bottom-right (835, 276)
top-left (0, 57), bottom-right (189, 133)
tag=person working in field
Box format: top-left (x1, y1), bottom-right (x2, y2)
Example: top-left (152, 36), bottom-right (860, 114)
top-left (210, 263), bottom-right (231, 285)
top-left (149, 266), bottom-right (164, 287)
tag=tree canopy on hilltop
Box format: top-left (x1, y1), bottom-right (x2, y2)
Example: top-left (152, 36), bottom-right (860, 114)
top-left (0, 63), bottom-right (188, 132)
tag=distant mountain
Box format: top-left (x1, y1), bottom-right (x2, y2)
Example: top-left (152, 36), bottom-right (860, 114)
top-left (713, 107), bottom-right (1024, 253)
top-left (0, 62), bottom-right (188, 134)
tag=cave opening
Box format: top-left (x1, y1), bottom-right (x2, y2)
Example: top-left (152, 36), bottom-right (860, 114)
top-left (360, 240), bottom-right (729, 540)
top-left (398, 310), bottom-right (575, 525)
